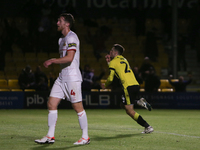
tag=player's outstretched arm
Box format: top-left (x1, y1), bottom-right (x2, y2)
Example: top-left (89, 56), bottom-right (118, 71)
top-left (43, 51), bottom-right (75, 68)
top-left (44, 58), bottom-right (56, 68)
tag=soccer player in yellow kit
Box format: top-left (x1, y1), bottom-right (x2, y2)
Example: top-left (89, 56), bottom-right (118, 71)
top-left (102, 44), bottom-right (154, 133)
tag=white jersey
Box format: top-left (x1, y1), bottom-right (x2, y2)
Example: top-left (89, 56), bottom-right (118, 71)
top-left (58, 31), bottom-right (82, 82)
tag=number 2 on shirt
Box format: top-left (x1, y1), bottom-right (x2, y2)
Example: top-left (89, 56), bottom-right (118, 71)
top-left (120, 61), bottom-right (131, 73)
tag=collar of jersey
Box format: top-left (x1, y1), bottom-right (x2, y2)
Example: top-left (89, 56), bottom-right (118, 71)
top-left (113, 55), bottom-right (123, 60)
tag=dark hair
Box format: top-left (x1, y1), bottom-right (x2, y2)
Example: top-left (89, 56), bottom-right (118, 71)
top-left (59, 13), bottom-right (75, 28)
top-left (113, 44), bottom-right (125, 55)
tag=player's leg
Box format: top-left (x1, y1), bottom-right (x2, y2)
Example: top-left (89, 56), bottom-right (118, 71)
top-left (67, 81), bottom-right (90, 145)
top-left (46, 97), bottom-right (61, 137)
top-left (137, 97), bottom-right (152, 111)
top-left (124, 104), bottom-right (148, 127)
top-left (35, 79), bottom-right (63, 144)
top-left (35, 97), bottom-right (61, 144)
top-left (72, 102), bottom-right (90, 145)
top-left (123, 86), bottom-right (154, 133)
top-left (124, 104), bottom-right (153, 133)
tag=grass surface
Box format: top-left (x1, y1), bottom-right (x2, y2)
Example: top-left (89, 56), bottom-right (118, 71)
top-left (0, 109), bottom-right (200, 150)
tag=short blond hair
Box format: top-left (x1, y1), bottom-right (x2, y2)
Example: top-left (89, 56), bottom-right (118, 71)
top-left (113, 44), bottom-right (125, 54)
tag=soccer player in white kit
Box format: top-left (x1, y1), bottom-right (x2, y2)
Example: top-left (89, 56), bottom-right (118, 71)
top-left (35, 13), bottom-right (90, 145)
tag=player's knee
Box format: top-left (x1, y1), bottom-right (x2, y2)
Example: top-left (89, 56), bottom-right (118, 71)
top-left (72, 101), bottom-right (84, 113)
top-left (126, 109), bottom-right (131, 115)
top-left (47, 101), bottom-right (52, 110)
top-left (47, 97), bottom-right (60, 110)
top-left (47, 101), bottom-right (56, 110)
top-left (126, 109), bottom-right (135, 116)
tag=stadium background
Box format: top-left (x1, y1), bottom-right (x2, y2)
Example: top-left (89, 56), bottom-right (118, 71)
top-left (0, 0), bottom-right (200, 109)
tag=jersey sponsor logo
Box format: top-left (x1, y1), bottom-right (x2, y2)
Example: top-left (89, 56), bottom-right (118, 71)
top-left (68, 43), bottom-right (76, 48)
top-left (71, 90), bottom-right (75, 96)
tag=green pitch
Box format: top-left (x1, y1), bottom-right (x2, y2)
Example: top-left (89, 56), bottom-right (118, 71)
top-left (0, 109), bottom-right (199, 150)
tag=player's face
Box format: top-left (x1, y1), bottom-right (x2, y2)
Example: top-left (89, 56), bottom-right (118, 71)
top-left (109, 47), bottom-right (116, 59)
top-left (57, 17), bottom-right (68, 31)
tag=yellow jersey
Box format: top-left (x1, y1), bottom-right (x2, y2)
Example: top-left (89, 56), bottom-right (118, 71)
top-left (105, 55), bottom-right (139, 89)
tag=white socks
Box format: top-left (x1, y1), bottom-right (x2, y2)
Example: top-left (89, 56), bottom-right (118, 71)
top-left (77, 110), bottom-right (88, 139)
top-left (46, 110), bottom-right (88, 139)
top-left (47, 110), bottom-right (58, 137)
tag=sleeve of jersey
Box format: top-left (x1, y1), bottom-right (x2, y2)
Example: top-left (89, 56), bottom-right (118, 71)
top-left (105, 61), bottom-right (115, 88)
top-left (67, 36), bottom-right (77, 52)
top-left (105, 68), bottom-right (115, 88)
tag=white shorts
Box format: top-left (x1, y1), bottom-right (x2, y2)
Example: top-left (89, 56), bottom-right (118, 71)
top-left (50, 78), bottom-right (82, 103)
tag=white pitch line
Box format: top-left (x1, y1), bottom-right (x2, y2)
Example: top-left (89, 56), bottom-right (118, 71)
top-left (91, 126), bottom-right (200, 139)
top-left (152, 131), bottom-right (200, 139)
top-left (125, 128), bottom-right (200, 139)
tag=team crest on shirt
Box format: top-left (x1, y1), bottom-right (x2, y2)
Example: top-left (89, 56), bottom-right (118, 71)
top-left (68, 43), bottom-right (76, 47)
top-left (63, 43), bottom-right (66, 46)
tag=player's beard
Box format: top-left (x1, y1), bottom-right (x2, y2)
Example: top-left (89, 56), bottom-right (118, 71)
top-left (57, 26), bottom-right (62, 31)
top-left (110, 54), bottom-right (114, 59)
